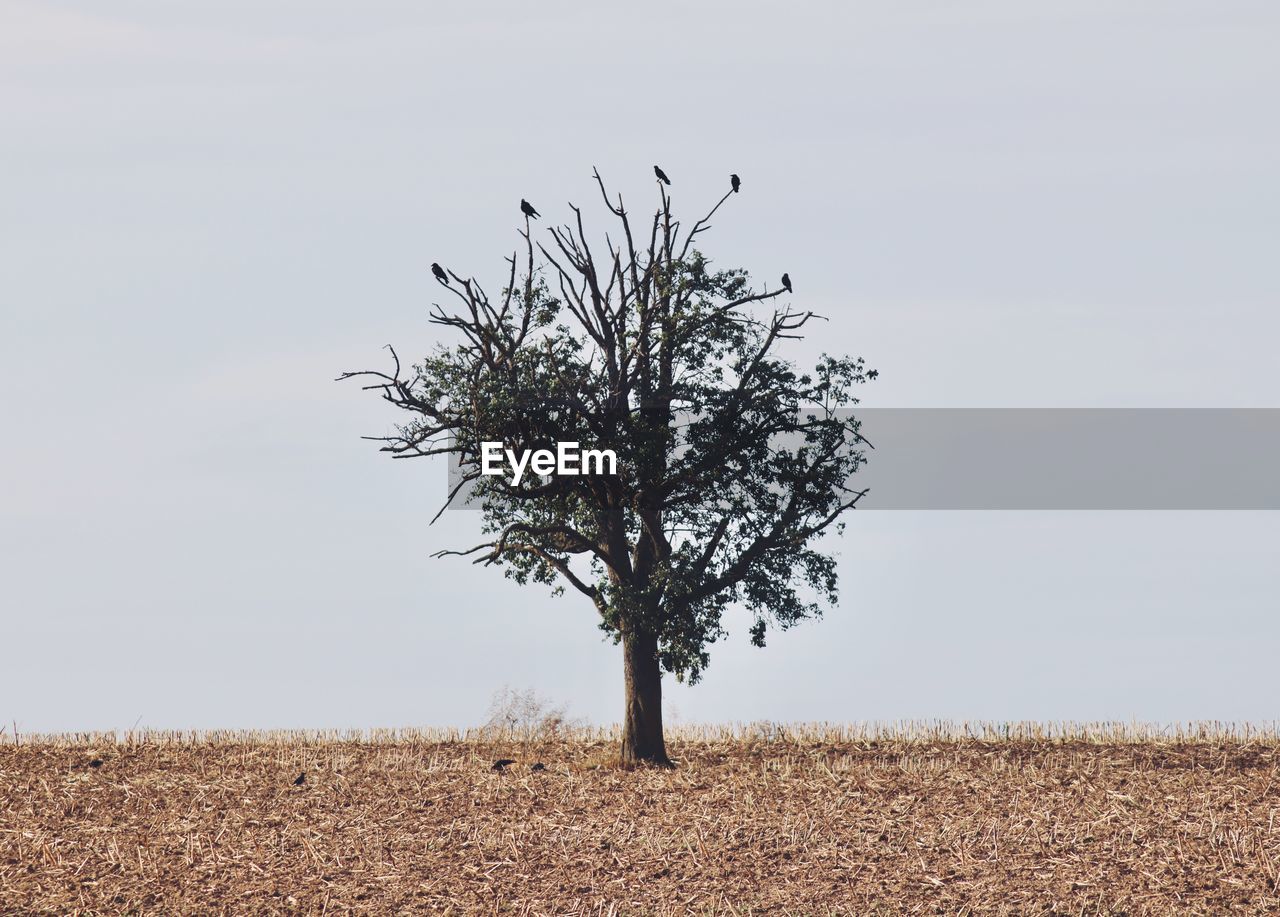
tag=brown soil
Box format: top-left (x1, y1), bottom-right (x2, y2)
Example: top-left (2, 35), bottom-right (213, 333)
top-left (2, 732), bottom-right (1278, 914)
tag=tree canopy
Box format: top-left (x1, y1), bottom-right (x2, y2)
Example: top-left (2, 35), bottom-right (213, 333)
top-left (343, 169), bottom-right (874, 763)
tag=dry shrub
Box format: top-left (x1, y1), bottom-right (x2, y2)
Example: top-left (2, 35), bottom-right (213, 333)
top-left (476, 685), bottom-right (589, 742)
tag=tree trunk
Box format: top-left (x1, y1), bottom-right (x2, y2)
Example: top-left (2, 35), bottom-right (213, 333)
top-left (620, 630), bottom-right (672, 767)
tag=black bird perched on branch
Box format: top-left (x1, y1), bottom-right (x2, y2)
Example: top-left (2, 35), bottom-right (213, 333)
top-left (654, 165), bottom-right (671, 185)
top-left (293, 771), bottom-right (306, 786)
top-left (491, 758), bottom-right (516, 771)
top-left (781, 273), bottom-right (792, 293)
top-left (730, 173), bottom-right (741, 193)
top-left (431, 262), bottom-right (448, 284)
top-left (520, 199), bottom-right (540, 219)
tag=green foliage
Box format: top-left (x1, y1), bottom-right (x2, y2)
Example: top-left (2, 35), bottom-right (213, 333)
top-left (347, 176), bottom-right (874, 684)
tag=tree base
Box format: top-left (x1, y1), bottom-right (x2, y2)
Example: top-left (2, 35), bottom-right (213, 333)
top-left (618, 751), bottom-right (676, 770)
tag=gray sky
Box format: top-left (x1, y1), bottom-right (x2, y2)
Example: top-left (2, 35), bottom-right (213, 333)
top-left (3, 1), bottom-right (1278, 733)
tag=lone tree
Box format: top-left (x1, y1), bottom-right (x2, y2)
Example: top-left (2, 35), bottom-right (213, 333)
top-left (343, 169), bottom-right (874, 766)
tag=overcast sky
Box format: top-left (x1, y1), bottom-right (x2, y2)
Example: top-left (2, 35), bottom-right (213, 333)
top-left (3, 1), bottom-right (1278, 733)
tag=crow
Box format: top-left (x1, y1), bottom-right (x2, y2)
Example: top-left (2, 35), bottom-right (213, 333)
top-left (492, 758), bottom-right (517, 771)
top-left (654, 165), bottom-right (671, 185)
top-left (88, 758), bottom-right (104, 768)
top-left (293, 771), bottom-right (306, 786)
top-left (530, 762), bottom-right (546, 772)
top-left (730, 173), bottom-right (741, 193)
top-left (781, 273), bottom-right (792, 293)
top-left (431, 262), bottom-right (449, 284)
top-left (520, 199), bottom-right (540, 219)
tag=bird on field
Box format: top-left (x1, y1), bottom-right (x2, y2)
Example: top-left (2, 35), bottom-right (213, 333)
top-left (530, 762), bottom-right (546, 772)
top-left (88, 758), bottom-right (104, 768)
top-left (730, 173), bottom-right (741, 193)
top-left (293, 771), bottom-right (306, 786)
top-left (431, 262), bottom-right (449, 284)
top-left (654, 165), bottom-right (671, 185)
top-left (781, 273), bottom-right (792, 293)
top-left (491, 758), bottom-right (517, 771)
top-left (520, 199), bottom-right (540, 219)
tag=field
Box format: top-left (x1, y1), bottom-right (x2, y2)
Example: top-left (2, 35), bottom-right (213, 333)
top-left (3, 723), bottom-right (1279, 915)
